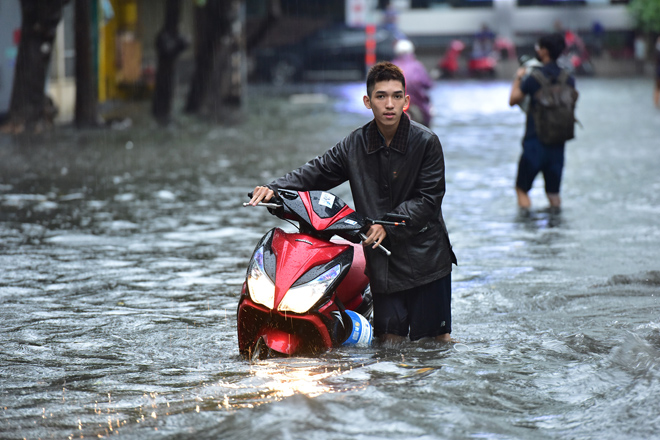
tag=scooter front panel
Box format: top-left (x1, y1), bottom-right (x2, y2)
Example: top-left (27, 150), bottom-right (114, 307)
top-left (270, 229), bottom-right (349, 310)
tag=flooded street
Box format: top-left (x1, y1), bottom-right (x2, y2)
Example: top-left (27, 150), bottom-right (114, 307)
top-left (1, 77), bottom-right (659, 439)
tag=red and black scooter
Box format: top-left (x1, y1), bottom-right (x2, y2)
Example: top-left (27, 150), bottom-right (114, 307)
top-left (238, 189), bottom-right (406, 360)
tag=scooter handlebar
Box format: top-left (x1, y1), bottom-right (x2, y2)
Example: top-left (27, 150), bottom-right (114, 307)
top-left (242, 202), bottom-right (283, 208)
top-left (243, 190), bottom-right (395, 256)
top-left (245, 190), bottom-right (283, 208)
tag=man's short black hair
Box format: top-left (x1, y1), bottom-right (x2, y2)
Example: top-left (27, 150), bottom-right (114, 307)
top-left (538, 33), bottom-right (566, 61)
top-left (366, 61), bottom-right (406, 98)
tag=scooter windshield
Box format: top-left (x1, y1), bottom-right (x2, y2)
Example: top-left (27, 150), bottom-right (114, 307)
top-left (277, 189), bottom-right (364, 240)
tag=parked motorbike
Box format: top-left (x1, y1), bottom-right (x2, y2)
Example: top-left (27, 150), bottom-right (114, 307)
top-left (238, 189), bottom-right (407, 360)
top-left (559, 29), bottom-right (595, 76)
top-left (558, 46), bottom-right (595, 76)
top-left (438, 40), bottom-right (465, 78)
top-left (437, 39), bottom-right (498, 79)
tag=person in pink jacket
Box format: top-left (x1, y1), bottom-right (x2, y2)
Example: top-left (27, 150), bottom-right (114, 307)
top-left (392, 40), bottom-right (433, 127)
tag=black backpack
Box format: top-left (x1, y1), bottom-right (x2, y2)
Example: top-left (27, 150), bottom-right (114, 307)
top-left (529, 69), bottom-right (579, 145)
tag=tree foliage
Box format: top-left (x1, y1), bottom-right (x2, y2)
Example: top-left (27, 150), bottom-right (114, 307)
top-left (628, 0), bottom-right (660, 33)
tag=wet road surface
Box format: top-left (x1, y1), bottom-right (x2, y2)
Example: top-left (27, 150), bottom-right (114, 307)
top-left (1, 77), bottom-right (659, 439)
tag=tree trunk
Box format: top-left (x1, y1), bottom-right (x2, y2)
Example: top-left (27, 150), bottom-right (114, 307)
top-left (3, 0), bottom-right (69, 134)
top-left (246, 0), bottom-right (282, 51)
top-left (152, 0), bottom-right (188, 125)
top-left (184, 0), bottom-right (245, 122)
top-left (184, 1), bottom-right (221, 115)
top-left (74, 0), bottom-right (98, 128)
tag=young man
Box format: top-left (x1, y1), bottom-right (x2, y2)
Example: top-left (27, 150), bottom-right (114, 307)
top-left (249, 62), bottom-right (456, 343)
top-left (509, 33), bottom-right (578, 213)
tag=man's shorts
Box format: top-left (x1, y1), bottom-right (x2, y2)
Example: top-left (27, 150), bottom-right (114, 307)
top-left (372, 274), bottom-right (451, 341)
top-left (516, 138), bottom-right (565, 194)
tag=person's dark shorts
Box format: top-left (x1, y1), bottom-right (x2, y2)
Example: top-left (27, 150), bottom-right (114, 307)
top-left (372, 274), bottom-right (451, 341)
top-left (516, 137), bottom-right (565, 194)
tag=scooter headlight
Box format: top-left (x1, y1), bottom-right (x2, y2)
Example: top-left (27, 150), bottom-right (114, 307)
top-left (247, 247), bottom-right (275, 309)
top-left (278, 264), bottom-right (341, 314)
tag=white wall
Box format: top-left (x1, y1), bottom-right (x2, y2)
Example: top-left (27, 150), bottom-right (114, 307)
top-left (395, 4), bottom-right (634, 37)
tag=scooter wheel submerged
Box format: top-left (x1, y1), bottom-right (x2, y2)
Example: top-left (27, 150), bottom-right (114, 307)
top-left (250, 336), bottom-right (274, 361)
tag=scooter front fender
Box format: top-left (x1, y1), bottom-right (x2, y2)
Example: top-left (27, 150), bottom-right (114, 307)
top-left (259, 327), bottom-right (302, 355)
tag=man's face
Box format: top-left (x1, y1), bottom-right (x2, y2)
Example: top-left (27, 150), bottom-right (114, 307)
top-left (363, 80), bottom-right (409, 129)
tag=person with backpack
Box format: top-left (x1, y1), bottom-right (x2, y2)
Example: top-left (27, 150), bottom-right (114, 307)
top-left (509, 33), bottom-right (579, 214)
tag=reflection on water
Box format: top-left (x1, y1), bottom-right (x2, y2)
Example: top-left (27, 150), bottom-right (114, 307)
top-left (1, 78), bottom-right (660, 439)
top-left (249, 361), bottom-right (344, 400)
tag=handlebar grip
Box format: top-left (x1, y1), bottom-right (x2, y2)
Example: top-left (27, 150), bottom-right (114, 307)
top-left (247, 187), bottom-right (282, 202)
top-left (243, 202), bottom-right (282, 208)
top-left (384, 213), bottom-right (410, 222)
top-left (366, 217), bottom-right (408, 227)
top-left (372, 220), bottom-right (406, 227)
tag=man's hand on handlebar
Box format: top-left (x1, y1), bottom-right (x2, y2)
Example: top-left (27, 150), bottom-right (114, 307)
top-left (248, 186), bottom-right (274, 206)
top-left (362, 224), bottom-right (387, 249)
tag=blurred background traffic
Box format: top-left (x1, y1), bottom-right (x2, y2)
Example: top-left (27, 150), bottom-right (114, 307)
top-left (0, 0), bottom-right (657, 130)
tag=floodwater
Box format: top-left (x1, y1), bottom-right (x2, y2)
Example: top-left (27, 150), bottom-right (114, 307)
top-left (1, 77), bottom-right (659, 440)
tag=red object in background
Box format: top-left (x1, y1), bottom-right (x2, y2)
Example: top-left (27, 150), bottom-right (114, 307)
top-left (439, 39), bottom-right (497, 78)
top-left (494, 37), bottom-right (517, 60)
top-left (439, 40), bottom-right (465, 76)
top-left (13, 29), bottom-right (21, 45)
top-left (468, 56), bottom-right (496, 72)
top-left (365, 24), bottom-right (376, 67)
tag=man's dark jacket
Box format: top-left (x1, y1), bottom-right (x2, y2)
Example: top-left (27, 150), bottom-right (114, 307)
top-left (267, 114), bottom-right (456, 294)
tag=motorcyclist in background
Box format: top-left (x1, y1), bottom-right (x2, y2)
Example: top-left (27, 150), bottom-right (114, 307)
top-left (391, 39), bottom-right (433, 128)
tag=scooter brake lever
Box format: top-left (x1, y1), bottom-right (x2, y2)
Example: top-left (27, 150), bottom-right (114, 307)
top-left (242, 202), bottom-right (283, 208)
top-left (359, 232), bottom-right (391, 257)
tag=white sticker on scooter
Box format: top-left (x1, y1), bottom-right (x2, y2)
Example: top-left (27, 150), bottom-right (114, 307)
top-left (318, 192), bottom-right (335, 209)
top-left (344, 219), bottom-right (358, 226)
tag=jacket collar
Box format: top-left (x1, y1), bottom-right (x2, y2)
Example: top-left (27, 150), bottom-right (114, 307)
top-left (366, 113), bottom-right (410, 154)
